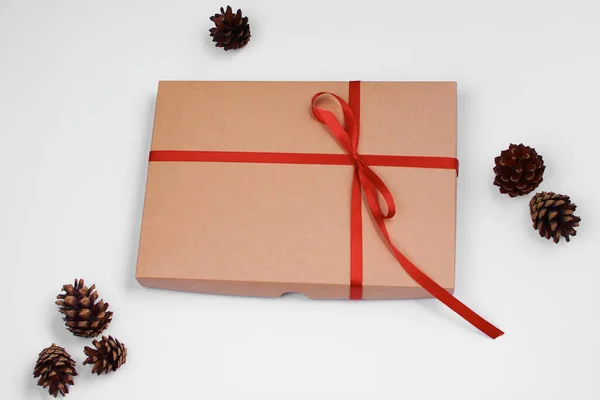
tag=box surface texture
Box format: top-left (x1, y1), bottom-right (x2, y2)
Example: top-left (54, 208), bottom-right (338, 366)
top-left (136, 81), bottom-right (458, 300)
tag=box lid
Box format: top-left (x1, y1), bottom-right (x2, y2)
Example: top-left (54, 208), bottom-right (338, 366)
top-left (136, 81), bottom-right (457, 300)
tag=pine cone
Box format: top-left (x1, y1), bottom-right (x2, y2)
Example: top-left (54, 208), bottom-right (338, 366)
top-left (209, 6), bottom-right (251, 51)
top-left (56, 279), bottom-right (113, 338)
top-left (493, 143), bottom-right (545, 197)
top-left (33, 344), bottom-right (78, 397)
top-left (529, 192), bottom-right (581, 243)
top-left (83, 336), bottom-right (127, 375)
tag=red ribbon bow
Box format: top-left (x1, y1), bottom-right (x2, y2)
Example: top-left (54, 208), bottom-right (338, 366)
top-left (311, 85), bottom-right (503, 339)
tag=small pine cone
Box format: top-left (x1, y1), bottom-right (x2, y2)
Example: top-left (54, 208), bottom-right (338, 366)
top-left (529, 192), bottom-right (581, 243)
top-left (56, 279), bottom-right (113, 338)
top-left (33, 344), bottom-right (78, 397)
top-left (209, 6), bottom-right (251, 51)
top-left (83, 336), bottom-right (127, 375)
top-left (493, 143), bottom-right (546, 197)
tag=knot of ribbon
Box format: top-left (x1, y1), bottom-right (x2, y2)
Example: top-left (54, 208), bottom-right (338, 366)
top-left (311, 89), bottom-right (504, 339)
top-left (311, 91), bottom-right (396, 222)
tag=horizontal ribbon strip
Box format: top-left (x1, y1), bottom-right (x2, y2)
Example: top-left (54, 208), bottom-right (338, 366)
top-left (149, 150), bottom-right (459, 171)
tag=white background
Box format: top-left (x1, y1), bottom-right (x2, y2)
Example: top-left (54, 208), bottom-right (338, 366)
top-left (1, 0), bottom-right (599, 399)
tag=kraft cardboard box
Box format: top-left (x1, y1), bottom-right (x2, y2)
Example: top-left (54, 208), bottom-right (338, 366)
top-left (136, 81), bottom-right (457, 300)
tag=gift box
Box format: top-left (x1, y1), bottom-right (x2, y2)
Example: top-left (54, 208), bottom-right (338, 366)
top-left (135, 80), bottom-right (503, 338)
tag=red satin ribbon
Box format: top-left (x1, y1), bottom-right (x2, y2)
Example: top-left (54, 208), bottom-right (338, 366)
top-left (149, 81), bottom-right (504, 339)
top-left (311, 82), bottom-right (503, 339)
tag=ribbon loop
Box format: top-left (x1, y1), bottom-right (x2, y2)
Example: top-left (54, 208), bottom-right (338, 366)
top-left (357, 162), bottom-right (396, 219)
top-left (311, 92), bottom-right (358, 156)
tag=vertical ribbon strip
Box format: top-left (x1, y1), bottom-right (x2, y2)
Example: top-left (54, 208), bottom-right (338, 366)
top-left (311, 81), bottom-right (504, 339)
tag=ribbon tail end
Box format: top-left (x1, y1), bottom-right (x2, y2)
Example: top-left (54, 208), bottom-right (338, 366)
top-left (490, 329), bottom-right (505, 340)
top-left (478, 322), bottom-right (504, 339)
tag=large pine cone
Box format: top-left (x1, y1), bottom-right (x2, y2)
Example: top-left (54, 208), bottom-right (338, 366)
top-left (83, 336), bottom-right (128, 375)
top-left (209, 6), bottom-right (251, 51)
top-left (529, 192), bottom-right (581, 243)
top-left (56, 279), bottom-right (113, 338)
top-left (493, 143), bottom-right (545, 197)
top-left (33, 344), bottom-right (78, 397)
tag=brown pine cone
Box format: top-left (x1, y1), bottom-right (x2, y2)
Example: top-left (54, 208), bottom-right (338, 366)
top-left (493, 143), bottom-right (545, 197)
top-left (83, 336), bottom-right (127, 375)
top-left (209, 6), bottom-right (251, 51)
top-left (56, 279), bottom-right (113, 338)
top-left (529, 192), bottom-right (581, 243)
top-left (33, 344), bottom-right (78, 397)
